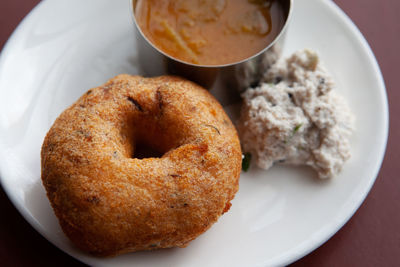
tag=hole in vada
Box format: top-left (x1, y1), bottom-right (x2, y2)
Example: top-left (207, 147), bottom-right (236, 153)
top-left (133, 142), bottom-right (164, 159)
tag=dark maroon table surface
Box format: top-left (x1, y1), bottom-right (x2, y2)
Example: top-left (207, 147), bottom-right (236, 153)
top-left (0, 1), bottom-right (399, 266)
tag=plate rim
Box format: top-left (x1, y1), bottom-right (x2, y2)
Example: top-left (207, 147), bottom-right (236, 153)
top-left (277, 0), bottom-right (389, 265)
top-left (0, 0), bottom-right (389, 266)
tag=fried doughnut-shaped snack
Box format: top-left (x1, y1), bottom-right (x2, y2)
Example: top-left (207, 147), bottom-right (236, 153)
top-left (41, 75), bottom-right (241, 256)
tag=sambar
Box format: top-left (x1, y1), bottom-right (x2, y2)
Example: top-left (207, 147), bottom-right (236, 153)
top-left (135, 0), bottom-right (285, 66)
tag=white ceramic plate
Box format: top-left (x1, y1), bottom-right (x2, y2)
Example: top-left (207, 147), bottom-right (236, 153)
top-left (0, 0), bottom-right (388, 266)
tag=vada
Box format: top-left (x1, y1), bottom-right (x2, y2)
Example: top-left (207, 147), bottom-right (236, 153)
top-left (41, 75), bottom-right (241, 256)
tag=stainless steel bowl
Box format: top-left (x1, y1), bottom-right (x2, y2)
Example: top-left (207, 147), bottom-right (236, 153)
top-left (130, 0), bottom-right (292, 99)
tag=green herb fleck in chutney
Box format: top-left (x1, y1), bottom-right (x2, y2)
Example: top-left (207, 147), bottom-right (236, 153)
top-left (284, 123), bottom-right (303, 144)
top-left (293, 123), bottom-right (303, 134)
top-left (242, 153), bottom-right (252, 172)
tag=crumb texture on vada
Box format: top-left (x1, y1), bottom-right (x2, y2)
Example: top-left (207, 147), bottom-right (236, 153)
top-left (41, 75), bottom-right (241, 256)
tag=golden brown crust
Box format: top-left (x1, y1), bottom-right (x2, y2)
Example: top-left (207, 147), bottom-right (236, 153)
top-left (41, 75), bottom-right (241, 256)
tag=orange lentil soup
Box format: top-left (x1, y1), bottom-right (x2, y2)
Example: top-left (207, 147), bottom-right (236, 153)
top-left (135, 0), bottom-right (285, 66)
